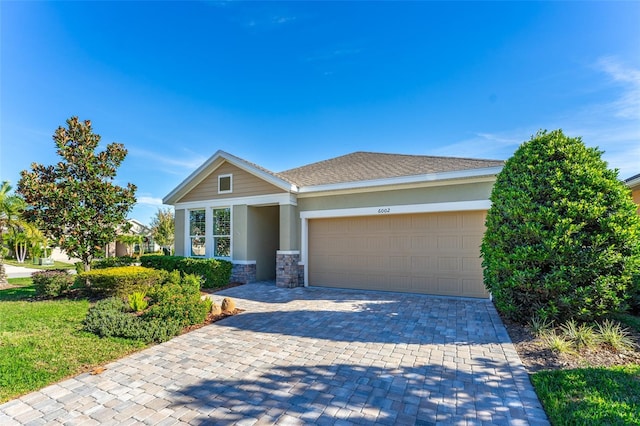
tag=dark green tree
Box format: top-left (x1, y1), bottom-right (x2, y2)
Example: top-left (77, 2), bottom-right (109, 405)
top-left (18, 117), bottom-right (137, 271)
top-left (481, 129), bottom-right (640, 323)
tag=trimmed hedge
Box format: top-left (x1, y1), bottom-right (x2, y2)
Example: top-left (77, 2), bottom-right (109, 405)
top-left (83, 272), bottom-right (211, 343)
top-left (140, 255), bottom-right (232, 288)
top-left (92, 257), bottom-right (138, 269)
top-left (77, 266), bottom-right (166, 297)
top-left (32, 270), bottom-right (74, 297)
top-left (83, 297), bottom-right (181, 343)
top-left (144, 272), bottom-right (209, 327)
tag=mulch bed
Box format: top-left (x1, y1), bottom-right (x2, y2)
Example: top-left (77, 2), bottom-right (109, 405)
top-left (501, 316), bottom-right (640, 373)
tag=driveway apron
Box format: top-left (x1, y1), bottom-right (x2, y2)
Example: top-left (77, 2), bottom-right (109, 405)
top-left (0, 282), bottom-right (549, 425)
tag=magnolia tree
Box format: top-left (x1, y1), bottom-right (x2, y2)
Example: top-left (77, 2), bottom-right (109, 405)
top-left (481, 130), bottom-right (640, 323)
top-left (18, 117), bottom-right (137, 271)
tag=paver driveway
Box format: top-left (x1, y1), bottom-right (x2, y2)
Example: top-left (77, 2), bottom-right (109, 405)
top-left (0, 282), bottom-right (549, 425)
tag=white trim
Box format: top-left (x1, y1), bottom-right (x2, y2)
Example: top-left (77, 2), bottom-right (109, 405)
top-left (232, 260), bottom-right (256, 265)
top-left (300, 199), bottom-right (491, 288)
top-left (297, 166), bottom-right (503, 194)
top-left (300, 200), bottom-right (491, 220)
top-left (163, 150), bottom-right (297, 204)
top-left (218, 173), bottom-right (233, 194)
top-left (277, 250), bottom-right (300, 255)
top-left (174, 193), bottom-right (297, 210)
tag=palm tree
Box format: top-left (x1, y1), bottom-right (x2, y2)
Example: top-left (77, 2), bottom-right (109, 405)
top-left (0, 181), bottom-right (27, 287)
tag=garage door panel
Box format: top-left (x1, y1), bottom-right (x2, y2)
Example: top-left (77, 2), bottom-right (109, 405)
top-left (308, 211), bottom-right (488, 298)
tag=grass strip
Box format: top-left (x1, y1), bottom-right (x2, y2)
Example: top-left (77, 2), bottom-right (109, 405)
top-left (531, 365), bottom-right (640, 425)
top-left (0, 290), bottom-right (147, 403)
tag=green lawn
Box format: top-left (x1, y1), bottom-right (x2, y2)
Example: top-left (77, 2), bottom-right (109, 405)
top-left (532, 365), bottom-right (640, 425)
top-left (3, 258), bottom-right (75, 270)
top-left (531, 313), bottom-right (640, 425)
top-left (0, 278), bottom-right (147, 403)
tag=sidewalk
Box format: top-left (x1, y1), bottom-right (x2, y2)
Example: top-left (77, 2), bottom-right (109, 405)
top-left (3, 264), bottom-right (41, 279)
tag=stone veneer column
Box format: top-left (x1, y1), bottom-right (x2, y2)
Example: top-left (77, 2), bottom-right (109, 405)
top-left (276, 250), bottom-right (302, 288)
top-left (231, 261), bottom-right (257, 284)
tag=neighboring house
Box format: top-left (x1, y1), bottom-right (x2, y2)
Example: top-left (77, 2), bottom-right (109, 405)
top-left (164, 151), bottom-right (504, 298)
top-left (105, 219), bottom-right (158, 257)
top-left (626, 173), bottom-right (640, 215)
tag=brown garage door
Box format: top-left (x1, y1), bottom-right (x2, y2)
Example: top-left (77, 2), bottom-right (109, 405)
top-left (308, 211), bottom-right (488, 298)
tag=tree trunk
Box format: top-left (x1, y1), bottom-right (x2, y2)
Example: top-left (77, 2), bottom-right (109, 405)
top-left (0, 254), bottom-right (9, 289)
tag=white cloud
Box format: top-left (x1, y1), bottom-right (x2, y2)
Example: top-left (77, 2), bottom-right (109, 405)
top-left (128, 146), bottom-right (207, 170)
top-left (595, 56), bottom-right (640, 120)
top-left (435, 57), bottom-right (640, 178)
top-left (137, 196), bottom-right (164, 206)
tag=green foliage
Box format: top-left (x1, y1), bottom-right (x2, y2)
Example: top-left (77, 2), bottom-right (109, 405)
top-left (32, 270), bottom-right (74, 297)
top-left (629, 272), bottom-right (640, 315)
top-left (528, 315), bottom-right (554, 338)
top-left (140, 255), bottom-right (232, 288)
top-left (481, 129), bottom-right (640, 323)
top-left (560, 319), bottom-right (598, 349)
top-left (77, 266), bottom-right (165, 297)
top-left (541, 331), bottom-right (576, 354)
top-left (0, 298), bottom-right (146, 403)
top-left (202, 297), bottom-right (213, 314)
top-left (83, 297), bottom-right (180, 343)
top-left (128, 291), bottom-right (148, 312)
top-left (144, 273), bottom-right (208, 327)
top-left (150, 207), bottom-right (174, 252)
top-left (17, 117), bottom-right (137, 272)
top-left (92, 256), bottom-right (138, 269)
top-left (531, 365), bottom-right (640, 425)
top-left (596, 319), bottom-right (635, 351)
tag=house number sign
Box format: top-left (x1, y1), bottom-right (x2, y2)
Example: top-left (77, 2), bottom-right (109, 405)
top-left (377, 208), bottom-right (391, 214)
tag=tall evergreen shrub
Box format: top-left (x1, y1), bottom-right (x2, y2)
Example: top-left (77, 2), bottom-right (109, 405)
top-left (481, 130), bottom-right (640, 323)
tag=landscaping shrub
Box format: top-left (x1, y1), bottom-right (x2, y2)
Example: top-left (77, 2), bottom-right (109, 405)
top-left (83, 297), bottom-right (181, 343)
top-left (630, 273), bottom-right (640, 315)
top-left (92, 256), bottom-right (138, 269)
top-left (144, 272), bottom-right (208, 327)
top-left (128, 291), bottom-right (148, 312)
top-left (32, 270), bottom-right (74, 297)
top-left (481, 130), bottom-right (640, 323)
top-left (77, 266), bottom-right (166, 297)
top-left (140, 255), bottom-right (232, 288)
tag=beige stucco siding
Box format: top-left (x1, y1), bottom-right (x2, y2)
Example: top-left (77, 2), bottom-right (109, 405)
top-left (178, 162), bottom-right (285, 203)
top-left (247, 206), bottom-right (279, 281)
top-left (296, 181), bottom-right (494, 212)
top-left (296, 181), bottom-right (494, 250)
top-left (174, 209), bottom-right (186, 257)
top-left (308, 211), bottom-right (488, 298)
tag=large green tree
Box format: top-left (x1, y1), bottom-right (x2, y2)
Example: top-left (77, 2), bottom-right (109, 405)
top-left (17, 117), bottom-right (137, 271)
top-left (150, 207), bottom-right (174, 254)
top-left (481, 130), bottom-right (640, 323)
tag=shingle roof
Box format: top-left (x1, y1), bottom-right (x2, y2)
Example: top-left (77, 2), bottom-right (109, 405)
top-left (277, 151), bottom-right (504, 187)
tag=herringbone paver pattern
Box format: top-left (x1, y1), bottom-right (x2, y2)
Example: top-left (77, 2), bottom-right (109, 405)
top-left (0, 283), bottom-right (549, 425)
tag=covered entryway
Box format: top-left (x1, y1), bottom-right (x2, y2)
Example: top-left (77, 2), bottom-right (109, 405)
top-left (307, 211), bottom-right (488, 298)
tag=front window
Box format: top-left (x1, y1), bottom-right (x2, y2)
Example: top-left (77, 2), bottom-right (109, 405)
top-left (213, 208), bottom-right (231, 257)
top-left (189, 209), bottom-right (206, 256)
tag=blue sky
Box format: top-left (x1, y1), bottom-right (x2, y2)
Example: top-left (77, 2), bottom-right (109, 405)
top-left (1, 1), bottom-right (639, 225)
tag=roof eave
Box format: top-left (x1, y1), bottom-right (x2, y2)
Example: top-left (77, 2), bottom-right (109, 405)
top-left (625, 174), bottom-right (640, 189)
top-left (163, 150), bottom-right (297, 205)
top-left (297, 165), bottom-right (504, 194)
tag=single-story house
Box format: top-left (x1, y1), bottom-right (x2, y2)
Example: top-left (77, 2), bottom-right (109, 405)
top-left (164, 150), bottom-right (504, 299)
top-left (626, 173), bottom-right (640, 215)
